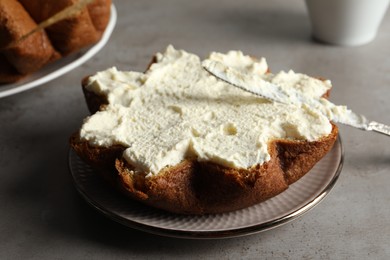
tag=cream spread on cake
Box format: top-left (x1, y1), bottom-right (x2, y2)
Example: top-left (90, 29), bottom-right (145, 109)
top-left (203, 59), bottom-right (367, 129)
top-left (80, 45), bottom-right (333, 175)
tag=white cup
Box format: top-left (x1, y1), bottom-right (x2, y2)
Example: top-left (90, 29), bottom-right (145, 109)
top-left (305, 0), bottom-right (390, 46)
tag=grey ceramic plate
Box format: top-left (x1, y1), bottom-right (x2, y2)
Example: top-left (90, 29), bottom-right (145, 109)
top-left (68, 136), bottom-right (343, 239)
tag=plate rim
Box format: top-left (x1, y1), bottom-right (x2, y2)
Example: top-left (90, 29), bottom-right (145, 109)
top-left (0, 4), bottom-right (117, 99)
top-left (68, 135), bottom-right (344, 239)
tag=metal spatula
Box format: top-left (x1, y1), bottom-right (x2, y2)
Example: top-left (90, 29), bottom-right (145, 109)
top-left (203, 60), bottom-right (390, 137)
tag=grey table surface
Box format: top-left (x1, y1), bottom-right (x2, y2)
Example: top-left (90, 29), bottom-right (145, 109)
top-left (1, 0), bottom-right (390, 259)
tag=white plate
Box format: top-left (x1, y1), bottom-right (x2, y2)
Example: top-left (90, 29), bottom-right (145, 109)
top-left (0, 4), bottom-right (117, 99)
top-left (68, 137), bottom-right (343, 239)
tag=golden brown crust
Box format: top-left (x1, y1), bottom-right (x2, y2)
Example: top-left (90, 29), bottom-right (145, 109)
top-left (127, 126), bottom-right (337, 214)
top-left (86, 0), bottom-right (111, 35)
top-left (19, 0), bottom-right (111, 55)
top-left (81, 76), bottom-right (109, 113)
top-left (114, 151), bottom-right (290, 214)
top-left (70, 132), bottom-right (125, 171)
top-left (70, 124), bottom-right (338, 214)
top-left (276, 137), bottom-right (336, 184)
top-left (0, 54), bottom-right (24, 84)
top-left (0, 0), bottom-right (111, 84)
top-left (0, 0), bottom-right (60, 79)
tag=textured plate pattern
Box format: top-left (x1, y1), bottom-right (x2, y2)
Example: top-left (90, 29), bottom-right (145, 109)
top-left (68, 137), bottom-right (343, 239)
